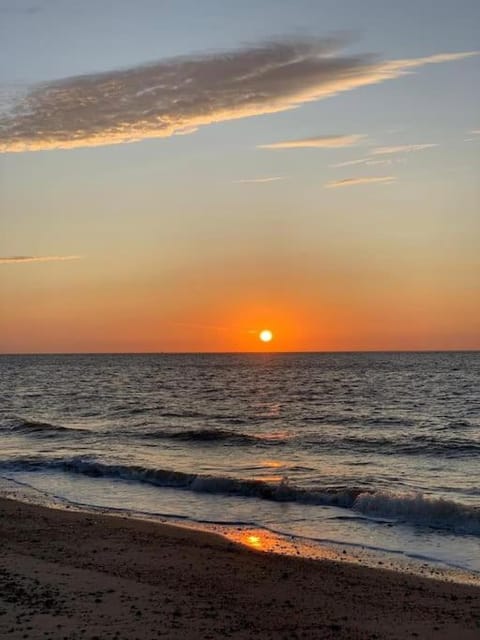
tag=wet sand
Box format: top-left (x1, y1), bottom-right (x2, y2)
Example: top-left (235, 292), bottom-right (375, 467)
top-left (0, 497), bottom-right (479, 639)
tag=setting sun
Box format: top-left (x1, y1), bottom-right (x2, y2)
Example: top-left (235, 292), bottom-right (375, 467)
top-left (259, 329), bottom-right (273, 343)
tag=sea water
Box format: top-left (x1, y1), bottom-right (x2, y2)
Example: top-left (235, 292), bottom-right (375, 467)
top-left (0, 352), bottom-right (479, 576)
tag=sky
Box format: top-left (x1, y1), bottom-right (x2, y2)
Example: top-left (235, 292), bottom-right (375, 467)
top-left (0, 0), bottom-right (479, 353)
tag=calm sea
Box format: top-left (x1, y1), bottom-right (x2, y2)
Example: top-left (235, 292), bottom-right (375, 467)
top-left (0, 352), bottom-right (479, 574)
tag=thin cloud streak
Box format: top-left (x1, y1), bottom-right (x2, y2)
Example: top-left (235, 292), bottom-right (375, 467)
top-left (331, 143), bottom-right (434, 168)
top-left (371, 143), bottom-right (437, 155)
top-left (465, 129), bottom-right (480, 141)
top-left (330, 157), bottom-right (395, 168)
top-left (325, 176), bottom-right (396, 188)
top-left (258, 134), bottom-right (365, 149)
top-left (330, 158), bottom-right (369, 167)
top-left (234, 176), bottom-right (285, 183)
top-left (0, 38), bottom-right (477, 153)
top-left (0, 255), bottom-right (81, 264)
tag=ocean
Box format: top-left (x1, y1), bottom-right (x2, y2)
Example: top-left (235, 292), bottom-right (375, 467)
top-left (1, 352), bottom-right (479, 577)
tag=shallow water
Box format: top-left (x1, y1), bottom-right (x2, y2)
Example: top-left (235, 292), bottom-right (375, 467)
top-left (0, 352), bottom-right (479, 574)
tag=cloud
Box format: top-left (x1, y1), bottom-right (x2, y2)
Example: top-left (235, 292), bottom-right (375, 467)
top-left (330, 157), bottom-right (396, 168)
top-left (330, 158), bottom-right (369, 168)
top-left (234, 176), bottom-right (285, 183)
top-left (0, 38), bottom-right (477, 153)
top-left (367, 158), bottom-right (394, 165)
top-left (371, 143), bottom-right (437, 155)
top-left (0, 255), bottom-right (81, 264)
top-left (258, 134), bottom-right (365, 150)
top-left (330, 143), bottom-right (434, 168)
top-left (325, 176), bottom-right (396, 188)
top-left (465, 129), bottom-right (480, 141)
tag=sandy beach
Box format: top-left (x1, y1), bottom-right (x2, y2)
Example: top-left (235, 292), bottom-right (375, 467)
top-left (0, 497), bottom-right (478, 639)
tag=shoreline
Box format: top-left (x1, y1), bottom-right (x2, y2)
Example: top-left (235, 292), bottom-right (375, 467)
top-left (2, 475), bottom-right (479, 585)
top-left (1, 473), bottom-right (479, 586)
top-left (1, 496), bottom-right (479, 639)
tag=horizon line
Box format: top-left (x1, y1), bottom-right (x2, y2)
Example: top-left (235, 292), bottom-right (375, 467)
top-left (0, 349), bottom-right (478, 356)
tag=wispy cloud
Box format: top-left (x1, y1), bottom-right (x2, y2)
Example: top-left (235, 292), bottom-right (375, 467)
top-left (464, 129), bottom-right (480, 141)
top-left (367, 158), bottom-right (394, 165)
top-left (234, 176), bottom-right (285, 184)
top-left (330, 158), bottom-right (369, 168)
top-left (258, 134), bottom-right (365, 150)
top-left (0, 37), bottom-right (477, 153)
top-left (330, 142), bottom-right (433, 168)
top-left (371, 143), bottom-right (437, 155)
top-left (325, 176), bottom-right (396, 188)
top-left (330, 157), bottom-right (395, 168)
top-left (0, 255), bottom-right (81, 264)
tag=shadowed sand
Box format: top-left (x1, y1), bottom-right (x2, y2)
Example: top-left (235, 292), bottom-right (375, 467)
top-left (0, 497), bottom-right (479, 639)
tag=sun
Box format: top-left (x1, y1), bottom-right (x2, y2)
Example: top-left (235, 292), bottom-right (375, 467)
top-left (259, 329), bottom-right (273, 343)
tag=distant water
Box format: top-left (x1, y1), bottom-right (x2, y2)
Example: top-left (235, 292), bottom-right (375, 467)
top-left (1, 352), bottom-right (479, 574)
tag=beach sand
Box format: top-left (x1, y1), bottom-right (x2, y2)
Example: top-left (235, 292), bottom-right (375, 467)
top-left (0, 497), bottom-right (478, 639)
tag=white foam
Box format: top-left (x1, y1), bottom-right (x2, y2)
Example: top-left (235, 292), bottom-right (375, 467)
top-left (354, 490), bottom-right (480, 534)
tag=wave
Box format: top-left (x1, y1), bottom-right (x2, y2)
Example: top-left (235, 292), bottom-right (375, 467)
top-left (305, 434), bottom-right (480, 458)
top-left (3, 456), bottom-right (479, 535)
top-left (158, 410), bottom-right (205, 419)
top-left (353, 491), bottom-right (480, 534)
top-left (0, 417), bottom-right (89, 437)
top-left (0, 456), bottom-right (364, 506)
top-left (303, 414), bottom-right (416, 427)
top-left (437, 419), bottom-right (478, 431)
top-left (139, 427), bottom-right (283, 445)
top-left (139, 425), bottom-right (478, 455)
top-left (5, 415), bottom-right (477, 457)
top-left (159, 411), bottom-right (256, 425)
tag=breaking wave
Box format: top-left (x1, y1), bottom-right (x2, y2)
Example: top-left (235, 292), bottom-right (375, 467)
top-left (2, 456), bottom-right (479, 535)
top-left (353, 491), bottom-right (480, 532)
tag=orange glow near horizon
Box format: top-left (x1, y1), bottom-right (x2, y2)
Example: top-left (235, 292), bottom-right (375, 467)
top-left (1, 268), bottom-right (479, 353)
top-left (219, 301), bottom-right (314, 352)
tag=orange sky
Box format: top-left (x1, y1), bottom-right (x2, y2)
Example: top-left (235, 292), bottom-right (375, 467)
top-left (1, 256), bottom-right (478, 352)
top-left (1, 6), bottom-right (479, 353)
